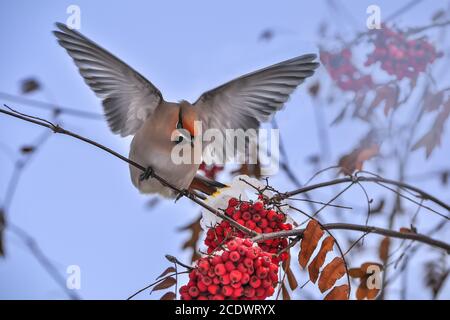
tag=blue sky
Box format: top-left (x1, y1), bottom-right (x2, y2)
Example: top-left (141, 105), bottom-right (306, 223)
top-left (0, 0), bottom-right (449, 299)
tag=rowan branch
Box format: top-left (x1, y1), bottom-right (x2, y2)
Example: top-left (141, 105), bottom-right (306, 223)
top-left (280, 175), bottom-right (450, 215)
top-left (251, 222), bottom-right (450, 253)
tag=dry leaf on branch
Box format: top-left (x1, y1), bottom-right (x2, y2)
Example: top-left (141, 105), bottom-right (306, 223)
top-left (368, 85), bottom-right (399, 116)
top-left (379, 237), bottom-right (390, 263)
top-left (424, 90), bottom-right (444, 112)
top-left (281, 283), bottom-right (291, 300)
top-left (152, 277), bottom-right (177, 292)
top-left (412, 99), bottom-right (450, 158)
top-left (318, 257), bottom-right (346, 293)
top-left (350, 262), bottom-right (383, 300)
top-left (425, 257), bottom-right (450, 299)
top-left (324, 284), bottom-right (349, 300)
top-left (179, 215), bottom-right (202, 262)
top-left (338, 144), bottom-right (379, 175)
top-left (156, 267), bottom-right (176, 280)
top-left (20, 78), bottom-right (41, 94)
top-left (283, 255), bottom-right (298, 290)
top-left (308, 236), bottom-right (335, 283)
top-left (160, 292), bottom-right (176, 300)
top-left (299, 220), bottom-right (324, 268)
top-left (338, 131), bottom-right (380, 175)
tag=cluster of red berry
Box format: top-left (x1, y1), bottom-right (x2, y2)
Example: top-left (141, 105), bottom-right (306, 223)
top-left (204, 198), bottom-right (292, 263)
top-left (179, 238), bottom-right (279, 300)
top-left (365, 26), bottom-right (442, 80)
top-left (198, 162), bottom-right (224, 179)
top-left (320, 49), bottom-right (373, 92)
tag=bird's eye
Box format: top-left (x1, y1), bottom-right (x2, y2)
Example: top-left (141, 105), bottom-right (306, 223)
top-left (175, 135), bottom-right (184, 144)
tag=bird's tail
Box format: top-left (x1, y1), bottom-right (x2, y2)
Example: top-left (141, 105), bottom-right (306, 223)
top-left (189, 174), bottom-right (227, 196)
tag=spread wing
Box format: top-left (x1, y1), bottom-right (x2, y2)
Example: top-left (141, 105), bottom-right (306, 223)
top-left (53, 22), bottom-right (163, 136)
top-left (193, 54), bottom-right (319, 161)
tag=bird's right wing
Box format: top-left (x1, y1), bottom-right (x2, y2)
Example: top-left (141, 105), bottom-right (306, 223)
top-left (53, 22), bottom-right (163, 137)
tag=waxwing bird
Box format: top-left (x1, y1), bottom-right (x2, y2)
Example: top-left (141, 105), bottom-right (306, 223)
top-left (53, 22), bottom-right (319, 198)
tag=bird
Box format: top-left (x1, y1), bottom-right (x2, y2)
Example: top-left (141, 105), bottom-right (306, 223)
top-left (53, 22), bottom-right (319, 198)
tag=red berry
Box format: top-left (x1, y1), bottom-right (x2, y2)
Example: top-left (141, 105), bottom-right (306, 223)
top-left (230, 270), bottom-right (242, 283)
top-left (225, 261), bottom-right (235, 272)
top-left (227, 240), bottom-right (238, 251)
top-left (214, 263), bottom-right (226, 276)
top-left (253, 202), bottom-right (264, 211)
top-left (240, 203), bottom-right (249, 211)
top-left (220, 274), bottom-right (230, 285)
top-left (242, 211), bottom-right (251, 221)
top-left (225, 207), bottom-right (234, 216)
top-left (222, 285), bottom-right (233, 297)
top-left (244, 287), bottom-right (255, 298)
top-left (256, 266), bottom-right (269, 279)
top-left (188, 286), bottom-right (199, 297)
top-left (232, 287), bottom-right (243, 298)
top-left (250, 276), bottom-right (261, 288)
top-left (228, 198), bottom-right (238, 207)
top-left (240, 272), bottom-right (250, 284)
top-left (201, 276), bottom-right (212, 286)
top-left (229, 251), bottom-right (241, 262)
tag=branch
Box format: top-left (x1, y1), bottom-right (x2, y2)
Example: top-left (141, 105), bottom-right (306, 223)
top-left (0, 91), bottom-right (103, 120)
top-left (280, 175), bottom-right (450, 215)
top-left (252, 223), bottom-right (450, 253)
top-left (7, 223), bottom-right (81, 300)
top-left (0, 105), bottom-right (256, 237)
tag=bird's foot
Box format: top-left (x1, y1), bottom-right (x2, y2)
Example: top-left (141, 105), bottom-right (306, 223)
top-left (139, 166), bottom-right (155, 181)
top-left (175, 189), bottom-right (193, 202)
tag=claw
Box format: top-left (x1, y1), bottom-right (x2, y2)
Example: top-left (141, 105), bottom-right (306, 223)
top-left (139, 166), bottom-right (154, 181)
top-left (175, 189), bottom-right (191, 202)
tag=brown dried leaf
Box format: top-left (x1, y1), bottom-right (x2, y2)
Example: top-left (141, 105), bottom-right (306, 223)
top-left (354, 262), bottom-right (383, 300)
top-left (356, 278), bottom-right (381, 300)
top-left (283, 256), bottom-right (298, 290)
top-left (20, 146), bottom-right (35, 154)
top-left (308, 236), bottom-right (335, 283)
top-left (424, 91), bottom-right (444, 112)
top-left (324, 284), bottom-right (349, 300)
top-left (299, 220), bottom-right (324, 269)
top-left (152, 277), bottom-right (176, 292)
top-left (425, 258), bottom-right (450, 299)
top-left (399, 227), bottom-right (415, 234)
top-left (20, 78), bottom-right (41, 94)
top-left (379, 237), bottom-right (390, 263)
top-left (308, 82), bottom-right (320, 98)
top-left (338, 144), bottom-right (379, 175)
top-left (348, 268), bottom-right (365, 278)
top-left (318, 257), bottom-right (346, 293)
top-left (412, 101), bottom-right (450, 158)
top-left (368, 85), bottom-right (399, 116)
top-left (281, 283), bottom-right (291, 300)
top-left (160, 292), bottom-right (176, 300)
top-left (156, 266), bottom-right (176, 280)
top-left (178, 216), bottom-right (202, 262)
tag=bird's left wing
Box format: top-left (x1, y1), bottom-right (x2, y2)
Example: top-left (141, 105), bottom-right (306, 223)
top-left (53, 22), bottom-right (163, 137)
top-left (193, 54), bottom-right (319, 161)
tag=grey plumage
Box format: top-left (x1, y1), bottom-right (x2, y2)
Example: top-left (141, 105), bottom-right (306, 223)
top-left (53, 22), bottom-right (320, 197)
